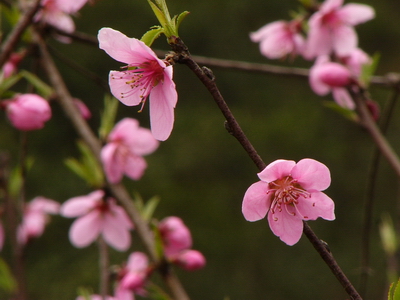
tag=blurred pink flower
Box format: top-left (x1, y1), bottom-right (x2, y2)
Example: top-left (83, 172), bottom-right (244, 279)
top-left (250, 20), bottom-right (305, 59)
top-left (36, 0), bottom-right (88, 35)
top-left (98, 27), bottom-right (178, 141)
top-left (339, 47), bottom-right (371, 77)
top-left (242, 159), bottom-right (335, 246)
top-left (1, 52), bottom-right (23, 79)
top-left (101, 118), bottom-right (159, 184)
top-left (17, 197), bottom-right (60, 245)
top-left (115, 252), bottom-right (149, 300)
top-left (73, 98), bottom-right (91, 120)
top-left (309, 55), bottom-right (355, 109)
top-left (158, 216), bottom-right (192, 257)
top-left (306, 0), bottom-right (375, 58)
top-left (4, 94), bottom-right (52, 131)
top-left (172, 249), bottom-right (206, 271)
top-left (76, 295), bottom-right (117, 300)
top-left (60, 190), bottom-right (133, 251)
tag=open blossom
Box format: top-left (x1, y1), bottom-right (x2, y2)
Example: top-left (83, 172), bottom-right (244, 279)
top-left (306, 0), bottom-right (375, 58)
top-left (98, 27), bottom-right (178, 141)
top-left (60, 190), bottom-right (133, 251)
top-left (242, 159), bottom-right (335, 246)
top-left (250, 20), bottom-right (305, 59)
top-left (158, 216), bottom-right (206, 271)
top-left (4, 94), bottom-right (52, 131)
top-left (17, 197), bottom-right (60, 245)
top-left (309, 56), bottom-right (355, 109)
top-left (115, 252), bottom-right (149, 300)
top-left (101, 118), bottom-right (159, 184)
top-left (36, 0), bottom-right (89, 34)
top-left (76, 295), bottom-right (117, 300)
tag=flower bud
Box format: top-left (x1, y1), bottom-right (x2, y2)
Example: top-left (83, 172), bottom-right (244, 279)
top-left (158, 216), bottom-right (192, 257)
top-left (173, 249), bottom-right (206, 271)
top-left (5, 94), bottom-right (51, 131)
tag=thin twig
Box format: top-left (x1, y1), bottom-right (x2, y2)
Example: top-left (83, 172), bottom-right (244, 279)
top-left (0, 0), bottom-right (42, 68)
top-left (34, 31), bottom-right (190, 300)
top-left (170, 36), bottom-right (363, 300)
top-left (98, 237), bottom-right (110, 299)
top-left (359, 87), bottom-right (400, 297)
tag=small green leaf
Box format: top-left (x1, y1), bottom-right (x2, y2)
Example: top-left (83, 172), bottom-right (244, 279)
top-left (360, 52), bottom-right (380, 87)
top-left (8, 157), bottom-right (34, 199)
top-left (323, 101), bottom-right (358, 122)
top-left (147, 283), bottom-right (173, 300)
top-left (0, 257), bottom-right (16, 293)
top-left (142, 195), bottom-right (160, 221)
top-left (394, 279), bottom-right (400, 300)
top-left (99, 94), bottom-right (119, 141)
top-left (389, 282), bottom-right (395, 300)
top-left (380, 213), bottom-right (398, 256)
top-left (0, 73), bottom-right (22, 96)
top-left (141, 26), bottom-right (164, 47)
top-left (172, 11), bottom-right (190, 35)
top-left (20, 70), bottom-right (53, 98)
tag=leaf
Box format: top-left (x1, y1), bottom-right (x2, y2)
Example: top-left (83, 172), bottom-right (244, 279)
top-left (99, 94), bottom-right (119, 141)
top-left (394, 279), bottom-right (400, 300)
top-left (360, 52), bottom-right (380, 87)
top-left (20, 70), bottom-right (53, 98)
top-left (172, 11), bottom-right (190, 35)
top-left (147, 282), bottom-right (173, 300)
top-left (379, 213), bottom-right (398, 256)
top-left (8, 157), bottom-right (34, 199)
top-left (141, 26), bottom-right (164, 47)
top-left (323, 101), bottom-right (358, 122)
top-left (0, 73), bottom-right (22, 96)
top-left (141, 195), bottom-right (160, 221)
top-left (0, 258), bottom-right (16, 293)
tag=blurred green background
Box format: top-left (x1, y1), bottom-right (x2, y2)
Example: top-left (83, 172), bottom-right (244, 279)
top-left (2, 0), bottom-right (400, 299)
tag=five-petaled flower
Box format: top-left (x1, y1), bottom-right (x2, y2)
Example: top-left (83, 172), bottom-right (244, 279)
top-left (98, 27), bottom-right (178, 141)
top-left (242, 159), bottom-right (335, 246)
top-left (60, 190), bottom-right (133, 251)
top-left (306, 0), bottom-right (375, 58)
top-left (101, 118), bottom-right (159, 184)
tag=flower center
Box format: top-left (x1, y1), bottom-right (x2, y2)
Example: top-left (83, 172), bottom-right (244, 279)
top-left (111, 59), bottom-right (165, 110)
top-left (267, 176), bottom-right (311, 220)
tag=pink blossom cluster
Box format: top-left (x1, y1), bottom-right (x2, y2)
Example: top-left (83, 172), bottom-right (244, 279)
top-left (251, 0), bottom-right (375, 109)
top-left (158, 216), bottom-right (206, 271)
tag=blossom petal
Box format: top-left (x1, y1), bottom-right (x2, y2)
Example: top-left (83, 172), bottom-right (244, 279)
top-left (320, 0), bottom-right (343, 12)
top-left (267, 208), bottom-right (303, 246)
top-left (339, 4), bottom-right (375, 25)
top-left (148, 67), bottom-right (177, 141)
top-left (332, 87), bottom-right (355, 109)
top-left (108, 71), bottom-right (143, 106)
top-left (242, 181), bottom-right (271, 221)
top-left (98, 27), bottom-right (157, 65)
top-left (102, 212), bottom-right (132, 251)
top-left (123, 154), bottom-right (147, 181)
top-left (101, 143), bottom-right (124, 184)
top-left (306, 15), bottom-right (333, 58)
top-left (127, 252), bottom-right (149, 272)
top-left (333, 25), bottom-right (358, 56)
top-left (258, 159), bottom-right (296, 183)
top-left (61, 190), bottom-right (104, 217)
top-left (297, 192), bottom-right (335, 221)
top-left (291, 159), bottom-right (331, 191)
top-left (69, 211), bottom-right (102, 248)
top-left (55, 0), bottom-right (88, 14)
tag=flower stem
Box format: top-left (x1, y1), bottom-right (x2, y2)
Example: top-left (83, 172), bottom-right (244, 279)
top-left (171, 36), bottom-right (363, 300)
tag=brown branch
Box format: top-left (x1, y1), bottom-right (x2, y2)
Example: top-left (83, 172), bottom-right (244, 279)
top-left (170, 36), bottom-right (363, 300)
top-left (0, 0), bottom-right (42, 68)
top-left (34, 32), bottom-right (190, 300)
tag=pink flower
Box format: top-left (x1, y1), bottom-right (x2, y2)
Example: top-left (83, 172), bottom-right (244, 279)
top-left (98, 27), bottom-right (178, 141)
top-left (306, 0), bottom-right (375, 58)
top-left (36, 0), bottom-right (88, 34)
top-left (101, 118), bottom-right (159, 184)
top-left (17, 197), bottom-right (60, 245)
top-left (158, 216), bottom-right (192, 257)
top-left (2, 52), bottom-right (23, 79)
top-left (115, 252), bottom-right (149, 300)
top-left (250, 20), bottom-right (305, 59)
top-left (339, 47), bottom-right (371, 76)
top-left (242, 159), bottom-right (335, 246)
top-left (171, 249), bottom-right (206, 271)
top-left (0, 221), bottom-right (4, 251)
top-left (60, 190), bottom-right (133, 251)
top-left (76, 295), bottom-right (117, 300)
top-left (309, 56), bottom-right (355, 109)
top-left (4, 94), bottom-right (52, 131)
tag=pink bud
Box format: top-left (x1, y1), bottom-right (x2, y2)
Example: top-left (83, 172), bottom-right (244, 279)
top-left (73, 99), bottom-right (91, 120)
top-left (173, 249), bottom-right (206, 271)
top-left (317, 62), bottom-right (352, 87)
top-left (158, 216), bottom-right (192, 258)
top-left (5, 94), bottom-right (51, 131)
